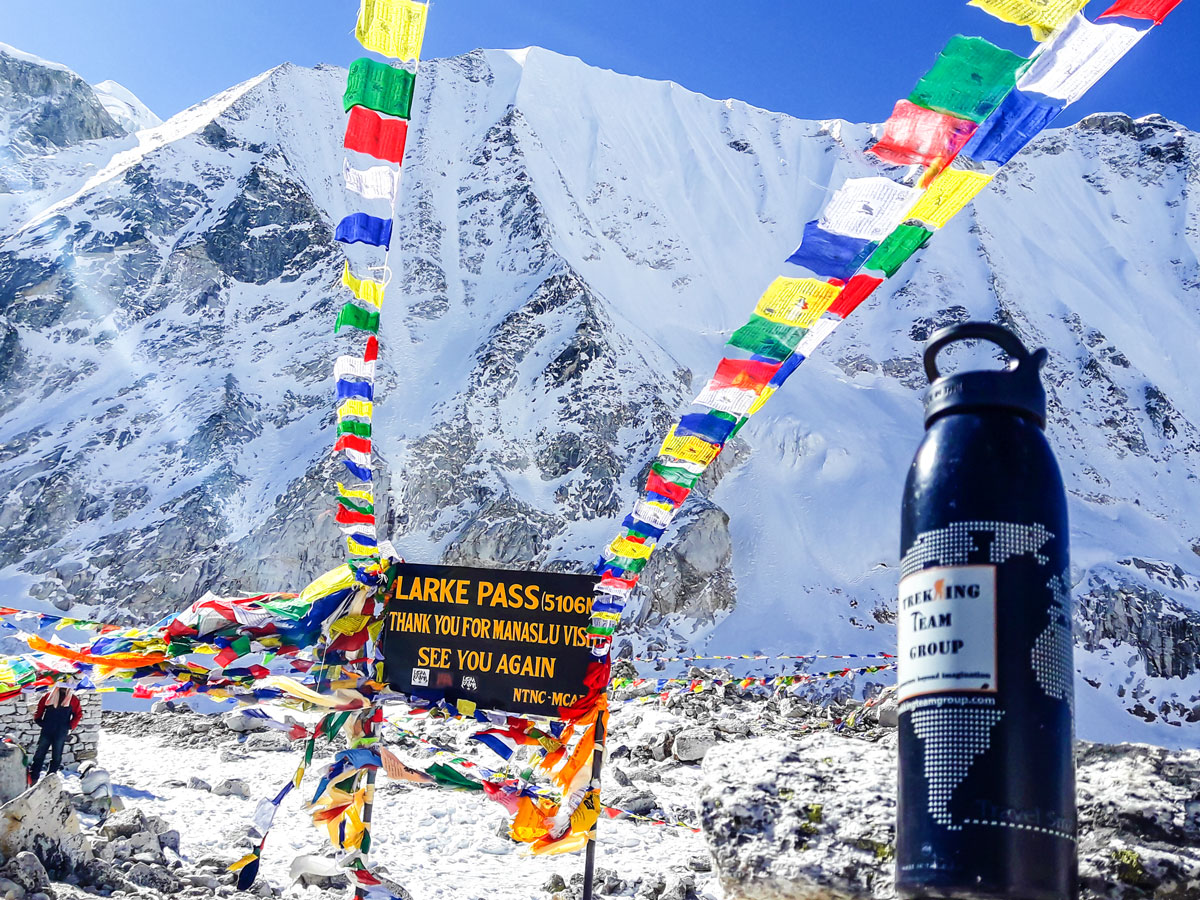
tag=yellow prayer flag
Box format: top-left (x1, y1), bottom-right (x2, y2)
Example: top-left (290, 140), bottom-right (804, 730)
top-left (337, 399), bottom-right (374, 421)
top-left (337, 482), bottom-right (374, 504)
top-left (659, 426), bottom-right (722, 468)
top-left (346, 538), bottom-right (378, 558)
top-left (754, 277), bottom-right (842, 329)
top-left (608, 537), bottom-right (653, 560)
top-left (356, 0), bottom-right (429, 62)
top-left (330, 613), bottom-right (370, 636)
top-left (905, 169), bottom-right (994, 230)
top-left (746, 386), bottom-right (778, 417)
top-left (342, 263), bottom-right (386, 310)
top-left (968, 0), bottom-right (1087, 41)
top-left (456, 698), bottom-right (477, 717)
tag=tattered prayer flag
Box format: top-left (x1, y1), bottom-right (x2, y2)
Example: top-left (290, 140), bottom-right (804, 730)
top-left (969, 0), bottom-right (1088, 41)
top-left (340, 522), bottom-right (377, 539)
top-left (344, 459), bottom-right (373, 482)
top-left (356, 0), bottom-right (429, 61)
top-left (795, 316), bottom-right (841, 358)
top-left (865, 224), bottom-right (933, 277)
top-left (659, 426), bottom-right (722, 468)
top-left (675, 412), bottom-right (736, 446)
top-left (344, 159), bottom-right (398, 203)
top-left (338, 482), bottom-right (374, 504)
top-left (342, 263), bottom-right (386, 309)
top-left (364, 336), bottom-right (380, 362)
top-left (344, 57), bottom-right (416, 119)
top-left (908, 35), bottom-right (1029, 123)
top-left (335, 213), bottom-right (393, 249)
top-left (727, 315), bottom-right (806, 362)
top-left (336, 379), bottom-right (374, 403)
top-left (906, 168), bottom-right (994, 229)
top-left (344, 106), bottom-right (409, 165)
top-left (633, 500), bottom-right (676, 531)
top-left (1099, 0), bottom-right (1182, 23)
top-left (644, 473), bottom-right (690, 505)
top-left (335, 356), bottom-right (376, 383)
top-left (338, 419), bottom-right (372, 439)
top-left (335, 302), bottom-right (381, 335)
top-left (341, 446), bottom-right (372, 468)
top-left (1017, 14), bottom-right (1148, 104)
top-left (820, 177), bottom-right (921, 241)
top-left (694, 357), bottom-right (782, 416)
top-left (962, 88), bottom-right (1064, 165)
top-left (337, 399), bottom-right (374, 421)
top-left (869, 101), bottom-right (978, 168)
top-left (785, 221), bottom-right (876, 281)
top-left (828, 274), bottom-right (884, 319)
top-left (755, 276), bottom-right (842, 329)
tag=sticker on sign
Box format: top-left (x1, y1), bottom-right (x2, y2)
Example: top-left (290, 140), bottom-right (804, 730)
top-left (897, 564), bottom-right (997, 702)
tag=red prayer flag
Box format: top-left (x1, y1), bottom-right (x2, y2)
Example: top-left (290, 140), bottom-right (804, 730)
top-left (1099, 0), bottom-right (1181, 22)
top-left (344, 106), bottom-right (409, 164)
top-left (214, 647), bottom-right (240, 667)
top-left (600, 573), bottom-right (638, 590)
top-left (333, 434), bottom-right (372, 454)
top-left (335, 506), bottom-right (375, 526)
top-left (828, 274), bottom-right (884, 319)
top-left (868, 100), bottom-right (977, 167)
top-left (708, 357), bottom-right (782, 392)
top-left (364, 336), bottom-right (379, 362)
top-left (645, 473), bottom-right (690, 505)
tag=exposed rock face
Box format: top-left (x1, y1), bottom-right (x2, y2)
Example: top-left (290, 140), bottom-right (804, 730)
top-left (0, 775), bottom-right (93, 873)
top-left (700, 734), bottom-right (1200, 900)
top-left (0, 48), bottom-right (124, 154)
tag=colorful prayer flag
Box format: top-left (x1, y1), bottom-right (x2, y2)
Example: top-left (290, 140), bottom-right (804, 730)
top-left (335, 213), bottom-right (393, 249)
top-left (608, 537), bottom-right (654, 561)
top-left (343, 160), bottom-right (399, 203)
top-left (754, 276), bottom-right (842, 328)
top-left (961, 88), bottom-right (1065, 165)
top-left (864, 224), bottom-right (933, 277)
top-left (344, 459), bottom-right (372, 480)
top-left (694, 358), bottom-right (782, 416)
top-left (338, 419), bottom-right (373, 439)
top-left (1017, 14), bottom-right (1148, 104)
top-left (785, 221), bottom-right (877, 281)
top-left (336, 379), bottom-right (374, 402)
top-left (644, 473), bottom-right (690, 505)
top-left (342, 263), bottom-right (386, 309)
top-left (1098, 0), bottom-right (1182, 23)
top-left (819, 177), bottom-right (921, 241)
top-left (868, 100), bottom-right (978, 167)
top-left (659, 426), bottom-right (722, 468)
top-left (337, 399), bottom-right (374, 421)
top-left (828, 274), bottom-right (884, 319)
top-left (334, 435), bottom-right (373, 459)
top-left (335, 356), bottom-right (376, 382)
top-left (344, 57), bottom-right (417, 119)
top-left (344, 106), bottom-right (409, 165)
top-left (364, 336), bottom-right (379, 362)
top-left (674, 412), bottom-right (736, 446)
top-left (633, 500), bottom-right (677, 530)
top-left (794, 316), bottom-right (840, 358)
top-left (905, 167), bottom-right (994, 229)
top-left (908, 35), bottom-right (1029, 123)
top-left (968, 0), bottom-right (1088, 41)
top-left (335, 302), bottom-right (381, 335)
top-left (347, 537), bottom-right (379, 558)
top-left (355, 0), bottom-right (429, 61)
top-left (336, 506), bottom-right (375, 526)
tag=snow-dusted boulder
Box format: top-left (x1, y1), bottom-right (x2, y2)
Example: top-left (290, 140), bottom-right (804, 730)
top-left (0, 775), bottom-right (93, 874)
top-left (672, 727), bottom-right (719, 763)
top-left (700, 734), bottom-right (1200, 900)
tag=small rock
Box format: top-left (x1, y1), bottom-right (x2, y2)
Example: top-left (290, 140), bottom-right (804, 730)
top-left (543, 874), bottom-right (566, 893)
top-left (672, 727), bottom-right (718, 763)
top-left (213, 778), bottom-right (251, 799)
top-left (186, 874), bottom-right (218, 889)
top-left (609, 767), bottom-right (632, 788)
top-left (221, 710), bottom-right (268, 734)
top-left (186, 777), bottom-right (212, 792)
top-left (686, 855), bottom-right (712, 873)
top-left (245, 732), bottom-right (291, 752)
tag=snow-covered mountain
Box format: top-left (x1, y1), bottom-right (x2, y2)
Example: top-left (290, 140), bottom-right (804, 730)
top-left (0, 44), bottom-right (1198, 747)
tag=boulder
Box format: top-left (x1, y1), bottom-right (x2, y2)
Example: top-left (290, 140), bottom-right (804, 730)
top-left (244, 732), bottom-right (292, 753)
top-left (0, 744), bottom-right (29, 806)
top-left (221, 710), bottom-right (268, 734)
top-left (0, 775), bottom-right (93, 876)
top-left (700, 734), bottom-right (1200, 900)
top-left (672, 727), bottom-right (718, 763)
top-left (186, 777), bottom-right (211, 792)
top-left (212, 778), bottom-right (250, 800)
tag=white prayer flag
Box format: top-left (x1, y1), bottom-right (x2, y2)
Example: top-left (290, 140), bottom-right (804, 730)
top-left (339, 523), bottom-right (377, 538)
top-left (819, 177), bottom-right (921, 241)
top-left (694, 385), bottom-right (761, 417)
top-left (795, 315), bottom-right (840, 357)
top-left (334, 356), bottom-right (376, 382)
top-left (1017, 13), bottom-right (1148, 105)
top-left (632, 500), bottom-right (676, 531)
top-left (340, 447), bottom-right (372, 468)
top-left (343, 158), bottom-right (399, 202)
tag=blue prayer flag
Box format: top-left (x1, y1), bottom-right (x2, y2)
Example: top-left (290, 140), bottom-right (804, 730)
top-left (962, 89), bottom-right (1065, 166)
top-left (342, 459), bottom-right (372, 481)
top-left (335, 213), bottom-right (393, 249)
top-left (768, 353), bottom-right (805, 388)
top-left (675, 412), bottom-right (736, 445)
top-left (336, 379), bottom-right (374, 402)
top-left (786, 221), bottom-right (877, 281)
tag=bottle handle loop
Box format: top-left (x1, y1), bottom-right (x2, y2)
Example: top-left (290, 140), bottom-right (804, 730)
top-left (924, 322), bottom-right (1038, 383)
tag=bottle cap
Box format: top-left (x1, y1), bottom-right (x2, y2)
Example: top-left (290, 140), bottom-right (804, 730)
top-left (922, 322), bottom-right (1048, 429)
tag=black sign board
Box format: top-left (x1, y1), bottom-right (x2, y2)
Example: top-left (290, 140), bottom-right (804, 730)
top-left (381, 563), bottom-right (599, 719)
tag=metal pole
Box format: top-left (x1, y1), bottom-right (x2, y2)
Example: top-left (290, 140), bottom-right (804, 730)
top-left (580, 709), bottom-right (607, 900)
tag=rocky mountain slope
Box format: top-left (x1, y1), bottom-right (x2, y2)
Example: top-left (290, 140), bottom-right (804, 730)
top-left (0, 44), bottom-right (1198, 746)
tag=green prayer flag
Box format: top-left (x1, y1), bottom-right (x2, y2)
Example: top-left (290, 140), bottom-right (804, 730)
top-left (337, 495), bottom-right (375, 516)
top-left (908, 35), bottom-right (1028, 124)
top-left (727, 315), bottom-right (805, 361)
top-left (728, 416), bottom-right (750, 439)
top-left (335, 302), bottom-right (380, 335)
top-left (605, 554), bottom-right (648, 574)
top-left (338, 419), bottom-right (373, 438)
top-left (344, 58), bottom-right (416, 119)
top-left (865, 225), bottom-right (933, 277)
top-left (230, 635), bottom-right (252, 658)
top-left (427, 763), bottom-right (483, 790)
top-left (650, 462), bottom-right (701, 489)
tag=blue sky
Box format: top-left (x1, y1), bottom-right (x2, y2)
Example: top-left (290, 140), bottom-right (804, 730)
top-left (4, 1), bottom-right (1198, 128)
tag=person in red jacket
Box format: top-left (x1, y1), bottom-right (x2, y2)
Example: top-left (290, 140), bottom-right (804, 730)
top-left (30, 684), bottom-right (82, 781)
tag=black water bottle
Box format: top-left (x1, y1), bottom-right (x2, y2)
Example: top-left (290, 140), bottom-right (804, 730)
top-left (896, 323), bottom-right (1076, 900)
